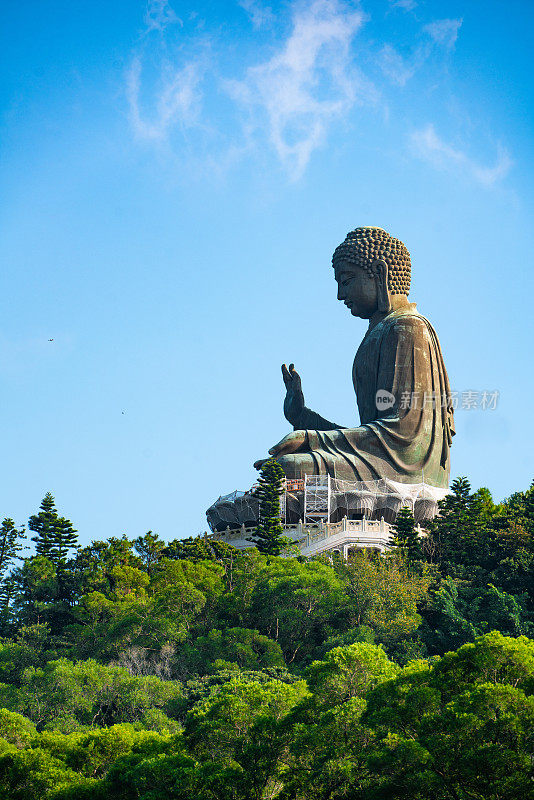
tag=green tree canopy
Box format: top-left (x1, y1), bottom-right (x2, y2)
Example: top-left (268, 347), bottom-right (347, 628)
top-left (389, 505), bottom-right (421, 561)
top-left (364, 632), bottom-right (534, 800)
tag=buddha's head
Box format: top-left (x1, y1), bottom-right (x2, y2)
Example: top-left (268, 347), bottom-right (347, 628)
top-left (332, 227), bottom-right (411, 318)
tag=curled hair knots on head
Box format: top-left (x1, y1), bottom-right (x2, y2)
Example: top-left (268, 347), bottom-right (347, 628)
top-left (332, 226), bottom-right (411, 296)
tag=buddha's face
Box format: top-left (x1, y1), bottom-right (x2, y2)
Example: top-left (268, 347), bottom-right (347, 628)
top-left (334, 258), bottom-right (379, 319)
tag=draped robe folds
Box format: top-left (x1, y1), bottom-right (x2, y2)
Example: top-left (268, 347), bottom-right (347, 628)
top-left (278, 299), bottom-right (455, 489)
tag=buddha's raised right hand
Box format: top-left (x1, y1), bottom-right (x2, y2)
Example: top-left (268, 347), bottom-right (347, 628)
top-left (282, 363), bottom-right (305, 428)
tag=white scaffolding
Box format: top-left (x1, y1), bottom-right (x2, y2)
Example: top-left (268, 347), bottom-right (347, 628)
top-left (303, 475), bottom-right (331, 523)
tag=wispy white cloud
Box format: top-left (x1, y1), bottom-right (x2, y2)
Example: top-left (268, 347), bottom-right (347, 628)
top-left (379, 15), bottom-right (462, 87)
top-left (239, 0), bottom-right (274, 29)
top-left (424, 18), bottom-right (462, 49)
top-left (124, 2), bottom-right (509, 188)
top-left (389, 0), bottom-right (417, 11)
top-left (126, 55), bottom-right (203, 141)
top-left (410, 124), bottom-right (512, 186)
top-left (378, 44), bottom-right (416, 86)
top-left (144, 0), bottom-right (182, 33)
top-left (227, 0), bottom-right (370, 180)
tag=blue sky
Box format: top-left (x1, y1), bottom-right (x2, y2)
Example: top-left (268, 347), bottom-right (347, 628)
top-left (1, 0), bottom-right (533, 546)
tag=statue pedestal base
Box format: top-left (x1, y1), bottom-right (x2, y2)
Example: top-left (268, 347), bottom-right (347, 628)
top-left (206, 476), bottom-right (447, 533)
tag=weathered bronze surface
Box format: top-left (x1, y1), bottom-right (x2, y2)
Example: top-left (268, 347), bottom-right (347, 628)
top-left (257, 227), bottom-right (455, 488)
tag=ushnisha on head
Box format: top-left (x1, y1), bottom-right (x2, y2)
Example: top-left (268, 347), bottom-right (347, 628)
top-left (333, 227), bottom-right (411, 318)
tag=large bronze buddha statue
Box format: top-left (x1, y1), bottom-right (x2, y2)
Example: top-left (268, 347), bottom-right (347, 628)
top-left (255, 227), bottom-right (455, 489)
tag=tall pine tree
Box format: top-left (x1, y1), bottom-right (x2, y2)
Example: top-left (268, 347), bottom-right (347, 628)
top-left (389, 506), bottom-right (421, 561)
top-left (250, 458), bottom-right (286, 555)
top-left (0, 518), bottom-right (25, 578)
top-left (29, 493), bottom-right (78, 568)
top-left (50, 516), bottom-right (78, 567)
top-left (0, 518), bottom-right (26, 611)
top-left (423, 477), bottom-right (488, 578)
top-left (29, 492), bottom-right (57, 560)
top-left (523, 480), bottom-right (534, 535)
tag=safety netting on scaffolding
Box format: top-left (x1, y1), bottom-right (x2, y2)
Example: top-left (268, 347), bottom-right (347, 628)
top-left (300, 476), bottom-right (447, 524)
top-left (206, 489), bottom-right (260, 532)
top-left (206, 475), bottom-right (448, 531)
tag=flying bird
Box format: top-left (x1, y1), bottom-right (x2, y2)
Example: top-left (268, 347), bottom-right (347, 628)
top-left (48, 338), bottom-right (54, 342)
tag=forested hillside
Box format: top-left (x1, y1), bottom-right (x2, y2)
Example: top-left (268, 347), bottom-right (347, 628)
top-left (0, 477), bottom-right (532, 799)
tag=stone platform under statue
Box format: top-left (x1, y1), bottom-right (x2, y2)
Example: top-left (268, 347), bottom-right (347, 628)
top-left (206, 475), bottom-right (447, 532)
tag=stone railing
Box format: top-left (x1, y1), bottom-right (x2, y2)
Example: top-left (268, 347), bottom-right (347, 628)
top-left (209, 517), bottom-right (393, 555)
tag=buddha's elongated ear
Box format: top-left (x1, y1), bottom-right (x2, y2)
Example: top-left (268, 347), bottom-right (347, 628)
top-left (372, 258), bottom-right (391, 313)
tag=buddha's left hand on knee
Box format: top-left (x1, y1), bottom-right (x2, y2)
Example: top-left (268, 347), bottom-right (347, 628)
top-left (269, 430), bottom-right (319, 457)
top-left (253, 430), bottom-right (320, 471)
